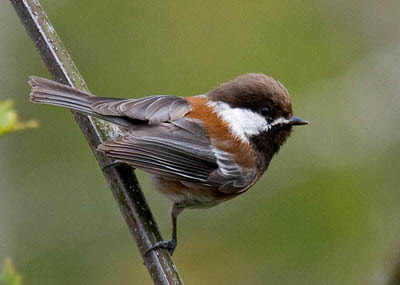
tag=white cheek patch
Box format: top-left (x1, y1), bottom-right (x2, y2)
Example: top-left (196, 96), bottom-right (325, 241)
top-left (207, 101), bottom-right (270, 143)
top-left (271, 117), bottom-right (289, 126)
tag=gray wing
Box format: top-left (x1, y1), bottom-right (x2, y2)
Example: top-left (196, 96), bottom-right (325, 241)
top-left (91, 95), bottom-right (191, 125)
top-left (207, 147), bottom-right (258, 194)
top-left (97, 118), bottom-right (257, 193)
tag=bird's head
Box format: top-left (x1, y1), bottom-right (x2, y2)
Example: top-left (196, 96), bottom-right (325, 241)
top-left (206, 73), bottom-right (308, 167)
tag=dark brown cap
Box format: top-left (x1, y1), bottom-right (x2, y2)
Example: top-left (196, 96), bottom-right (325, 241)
top-left (207, 73), bottom-right (293, 118)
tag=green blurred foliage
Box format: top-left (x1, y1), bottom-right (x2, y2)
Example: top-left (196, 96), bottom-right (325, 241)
top-left (1, 258), bottom-right (22, 285)
top-left (0, 100), bottom-right (37, 136)
top-left (1, 0), bottom-right (399, 284)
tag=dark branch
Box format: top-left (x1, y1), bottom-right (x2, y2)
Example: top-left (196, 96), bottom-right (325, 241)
top-left (9, 0), bottom-right (183, 283)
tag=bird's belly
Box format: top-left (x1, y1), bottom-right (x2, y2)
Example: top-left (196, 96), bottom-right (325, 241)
top-left (150, 176), bottom-right (235, 209)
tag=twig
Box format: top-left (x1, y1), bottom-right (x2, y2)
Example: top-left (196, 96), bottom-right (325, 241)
top-left (9, 0), bottom-right (183, 283)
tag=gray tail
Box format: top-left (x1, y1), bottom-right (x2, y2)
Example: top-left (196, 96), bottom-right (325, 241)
top-left (29, 76), bottom-right (132, 127)
top-left (29, 76), bottom-right (100, 116)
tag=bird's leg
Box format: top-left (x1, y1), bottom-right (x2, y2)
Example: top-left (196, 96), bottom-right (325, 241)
top-left (146, 203), bottom-right (183, 256)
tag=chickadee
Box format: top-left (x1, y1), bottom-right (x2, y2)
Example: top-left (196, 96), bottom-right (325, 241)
top-left (29, 73), bottom-right (308, 255)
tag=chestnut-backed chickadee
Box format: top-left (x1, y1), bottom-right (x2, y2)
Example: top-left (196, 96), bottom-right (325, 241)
top-left (29, 73), bottom-right (308, 255)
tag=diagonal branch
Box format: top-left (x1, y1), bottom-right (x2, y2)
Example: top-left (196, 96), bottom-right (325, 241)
top-left (9, 0), bottom-right (183, 283)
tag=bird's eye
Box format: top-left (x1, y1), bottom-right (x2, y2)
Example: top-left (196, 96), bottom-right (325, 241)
top-left (260, 107), bottom-right (270, 117)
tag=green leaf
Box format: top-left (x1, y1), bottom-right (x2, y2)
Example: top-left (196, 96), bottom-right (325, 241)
top-left (0, 258), bottom-right (22, 285)
top-left (0, 100), bottom-right (37, 136)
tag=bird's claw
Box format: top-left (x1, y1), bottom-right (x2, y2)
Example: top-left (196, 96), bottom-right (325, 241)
top-left (146, 239), bottom-right (177, 256)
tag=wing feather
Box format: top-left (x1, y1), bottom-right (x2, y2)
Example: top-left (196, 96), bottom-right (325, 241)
top-left (97, 118), bottom-right (257, 193)
top-left (91, 95), bottom-right (191, 125)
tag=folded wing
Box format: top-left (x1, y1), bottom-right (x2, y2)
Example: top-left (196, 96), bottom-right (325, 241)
top-left (91, 95), bottom-right (191, 125)
top-left (98, 118), bottom-right (257, 194)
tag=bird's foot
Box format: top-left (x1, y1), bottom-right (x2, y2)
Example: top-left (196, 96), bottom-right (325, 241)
top-left (146, 239), bottom-right (177, 256)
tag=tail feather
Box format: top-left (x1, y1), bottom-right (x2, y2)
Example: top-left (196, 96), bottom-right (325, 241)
top-left (29, 76), bottom-right (96, 114)
top-left (28, 76), bottom-right (133, 127)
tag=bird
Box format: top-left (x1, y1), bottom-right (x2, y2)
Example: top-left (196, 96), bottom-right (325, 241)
top-left (28, 73), bottom-right (308, 255)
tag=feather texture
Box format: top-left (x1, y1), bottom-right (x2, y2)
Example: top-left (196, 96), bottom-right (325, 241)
top-left (91, 95), bottom-right (191, 125)
top-left (29, 76), bottom-right (192, 127)
top-left (97, 118), bottom-right (257, 194)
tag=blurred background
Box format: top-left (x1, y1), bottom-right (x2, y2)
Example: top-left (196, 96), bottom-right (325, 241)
top-left (1, 0), bottom-right (400, 284)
